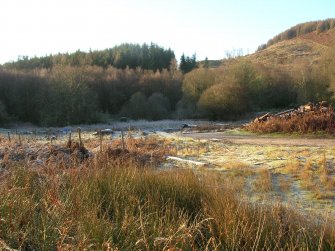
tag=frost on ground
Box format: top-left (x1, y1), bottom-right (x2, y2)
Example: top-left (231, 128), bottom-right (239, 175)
top-left (159, 130), bottom-right (335, 215)
top-left (1, 120), bottom-right (335, 216)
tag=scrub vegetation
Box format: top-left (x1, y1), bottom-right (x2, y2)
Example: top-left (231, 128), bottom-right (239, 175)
top-left (0, 19), bottom-right (335, 126)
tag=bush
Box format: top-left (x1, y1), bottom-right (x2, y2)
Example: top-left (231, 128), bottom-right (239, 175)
top-left (182, 68), bottom-right (217, 102)
top-left (0, 101), bottom-right (8, 125)
top-left (147, 93), bottom-right (171, 120)
top-left (121, 92), bottom-right (171, 120)
top-left (294, 68), bottom-right (333, 104)
top-left (197, 84), bottom-right (249, 120)
top-left (121, 92), bottom-right (148, 119)
top-left (252, 69), bottom-right (297, 109)
top-left (40, 66), bottom-right (100, 126)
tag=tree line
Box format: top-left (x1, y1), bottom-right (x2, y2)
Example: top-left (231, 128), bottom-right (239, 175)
top-left (177, 53), bottom-right (335, 120)
top-left (0, 66), bottom-right (183, 126)
top-left (4, 43), bottom-right (175, 71)
top-left (0, 42), bottom-right (334, 126)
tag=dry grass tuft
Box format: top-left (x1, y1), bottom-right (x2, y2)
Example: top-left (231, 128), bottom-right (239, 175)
top-left (253, 169), bottom-right (273, 192)
top-left (0, 136), bottom-right (335, 250)
top-left (288, 155), bottom-right (335, 200)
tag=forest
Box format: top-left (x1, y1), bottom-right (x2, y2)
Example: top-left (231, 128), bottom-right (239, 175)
top-left (0, 37), bottom-right (334, 126)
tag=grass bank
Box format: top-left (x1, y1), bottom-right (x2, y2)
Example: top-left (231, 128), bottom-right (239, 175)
top-left (0, 151), bottom-right (334, 250)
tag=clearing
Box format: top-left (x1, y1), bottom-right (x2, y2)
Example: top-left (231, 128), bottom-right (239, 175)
top-left (1, 120), bottom-right (335, 217)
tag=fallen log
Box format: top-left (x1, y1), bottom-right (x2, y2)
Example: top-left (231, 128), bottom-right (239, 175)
top-left (274, 108), bottom-right (295, 117)
top-left (166, 156), bottom-right (208, 167)
top-left (254, 113), bottom-right (274, 122)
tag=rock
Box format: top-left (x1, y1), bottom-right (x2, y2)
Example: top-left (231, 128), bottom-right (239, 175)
top-left (141, 131), bottom-right (149, 136)
top-left (62, 127), bottom-right (71, 134)
top-left (93, 129), bottom-right (113, 136)
top-left (182, 124), bottom-right (197, 129)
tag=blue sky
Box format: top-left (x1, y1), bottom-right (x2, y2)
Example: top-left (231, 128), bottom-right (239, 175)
top-left (0, 0), bottom-right (334, 64)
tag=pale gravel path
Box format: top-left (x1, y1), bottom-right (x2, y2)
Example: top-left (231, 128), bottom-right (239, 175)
top-left (178, 132), bottom-right (335, 147)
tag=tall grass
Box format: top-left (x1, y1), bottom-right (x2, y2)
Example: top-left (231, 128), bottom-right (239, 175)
top-left (0, 152), bottom-right (334, 250)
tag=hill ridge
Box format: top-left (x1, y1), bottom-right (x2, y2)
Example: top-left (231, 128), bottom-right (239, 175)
top-left (244, 25), bottom-right (335, 71)
top-left (258, 18), bottom-right (335, 51)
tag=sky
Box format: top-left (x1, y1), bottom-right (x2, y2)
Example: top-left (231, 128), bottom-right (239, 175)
top-left (0, 0), bottom-right (334, 64)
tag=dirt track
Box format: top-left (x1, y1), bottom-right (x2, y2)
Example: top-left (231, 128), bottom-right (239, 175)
top-left (179, 132), bottom-right (335, 147)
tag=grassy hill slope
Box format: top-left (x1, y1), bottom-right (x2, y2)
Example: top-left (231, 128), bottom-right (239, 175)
top-left (245, 28), bottom-right (335, 71)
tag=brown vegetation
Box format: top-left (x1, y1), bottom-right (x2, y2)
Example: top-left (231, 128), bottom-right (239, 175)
top-left (0, 149), bottom-right (335, 249)
top-left (246, 103), bottom-right (335, 134)
top-left (0, 66), bottom-right (182, 125)
top-left (253, 169), bottom-right (273, 192)
top-left (258, 18), bottom-right (335, 50)
top-left (0, 133), bottom-right (170, 171)
top-left (1, 131), bottom-right (335, 249)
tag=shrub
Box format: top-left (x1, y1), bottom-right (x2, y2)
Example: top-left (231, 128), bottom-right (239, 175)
top-left (0, 101), bottom-right (8, 125)
top-left (120, 91), bottom-right (148, 119)
top-left (253, 68), bottom-right (297, 109)
top-left (40, 66), bottom-right (100, 126)
top-left (197, 84), bottom-right (249, 120)
top-left (294, 67), bottom-right (333, 104)
top-left (147, 93), bottom-right (171, 120)
top-left (182, 68), bottom-right (217, 102)
top-left (121, 92), bottom-right (171, 120)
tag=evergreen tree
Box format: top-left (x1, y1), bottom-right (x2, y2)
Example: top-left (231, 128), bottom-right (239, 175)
top-left (204, 57), bottom-right (209, 68)
top-left (3, 43), bottom-right (176, 72)
top-left (179, 54), bottom-right (186, 73)
top-left (179, 53), bottom-right (197, 74)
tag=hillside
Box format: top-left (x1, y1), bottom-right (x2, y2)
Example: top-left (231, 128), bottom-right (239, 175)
top-left (181, 20), bottom-right (335, 120)
top-left (198, 59), bottom-right (222, 68)
top-left (259, 18), bottom-right (335, 49)
top-left (1, 19), bottom-right (335, 125)
top-left (245, 28), bottom-right (335, 71)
